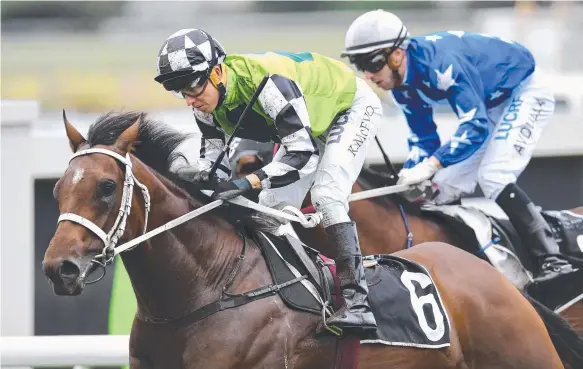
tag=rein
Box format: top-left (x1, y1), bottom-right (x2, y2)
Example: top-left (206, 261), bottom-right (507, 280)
top-left (58, 147), bottom-right (411, 264)
top-left (57, 147), bottom-right (409, 324)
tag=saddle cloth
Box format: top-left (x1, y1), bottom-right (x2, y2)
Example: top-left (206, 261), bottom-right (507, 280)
top-left (253, 229), bottom-right (451, 349)
top-left (360, 254), bottom-right (451, 349)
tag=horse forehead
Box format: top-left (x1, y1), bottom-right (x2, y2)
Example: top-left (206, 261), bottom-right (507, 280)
top-left (76, 150), bottom-right (121, 169)
top-left (63, 154), bottom-right (120, 184)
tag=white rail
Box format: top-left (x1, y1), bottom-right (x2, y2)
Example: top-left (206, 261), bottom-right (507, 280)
top-left (0, 335), bottom-right (129, 367)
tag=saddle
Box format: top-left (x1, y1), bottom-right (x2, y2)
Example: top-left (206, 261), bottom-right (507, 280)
top-left (420, 198), bottom-right (583, 310)
top-left (250, 229), bottom-right (337, 315)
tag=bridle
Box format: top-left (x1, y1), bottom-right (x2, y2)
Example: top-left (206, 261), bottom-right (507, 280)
top-left (57, 148), bottom-right (151, 281)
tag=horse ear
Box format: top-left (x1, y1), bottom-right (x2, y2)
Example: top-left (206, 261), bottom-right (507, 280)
top-left (63, 110), bottom-right (86, 152)
top-left (114, 114), bottom-right (142, 153)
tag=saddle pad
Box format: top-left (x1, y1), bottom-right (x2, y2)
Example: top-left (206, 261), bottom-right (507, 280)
top-left (254, 230), bottom-right (324, 315)
top-left (543, 210), bottom-right (583, 255)
top-left (360, 254), bottom-right (451, 349)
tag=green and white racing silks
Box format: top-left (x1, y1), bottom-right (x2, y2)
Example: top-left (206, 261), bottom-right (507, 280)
top-left (193, 51), bottom-right (358, 189)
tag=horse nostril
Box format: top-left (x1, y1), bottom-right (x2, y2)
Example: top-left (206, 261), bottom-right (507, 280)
top-left (58, 259), bottom-right (81, 281)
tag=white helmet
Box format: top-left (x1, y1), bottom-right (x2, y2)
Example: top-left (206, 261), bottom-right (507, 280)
top-left (341, 10), bottom-right (409, 56)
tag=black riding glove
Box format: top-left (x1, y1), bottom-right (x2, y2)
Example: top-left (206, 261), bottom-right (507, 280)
top-left (211, 177), bottom-right (253, 200)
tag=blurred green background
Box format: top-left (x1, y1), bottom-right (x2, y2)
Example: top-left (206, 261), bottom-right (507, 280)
top-left (5, 1), bottom-right (570, 113)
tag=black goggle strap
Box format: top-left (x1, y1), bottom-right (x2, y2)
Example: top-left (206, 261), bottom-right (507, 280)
top-left (372, 25), bottom-right (407, 63)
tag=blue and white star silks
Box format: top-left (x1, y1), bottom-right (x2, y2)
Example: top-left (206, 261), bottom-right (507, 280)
top-left (489, 90), bottom-right (504, 101)
top-left (447, 30), bottom-right (465, 38)
top-left (456, 104), bottom-right (477, 124)
top-left (435, 65), bottom-right (457, 91)
top-left (403, 144), bottom-right (430, 168)
top-left (425, 34), bottom-right (442, 42)
top-left (391, 31), bottom-right (536, 168)
top-left (449, 131), bottom-right (472, 154)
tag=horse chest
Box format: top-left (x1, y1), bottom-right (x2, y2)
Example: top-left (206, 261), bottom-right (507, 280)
top-left (130, 305), bottom-right (313, 369)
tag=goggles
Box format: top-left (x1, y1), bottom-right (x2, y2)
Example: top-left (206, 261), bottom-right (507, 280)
top-left (171, 78), bottom-right (210, 99)
top-left (349, 50), bottom-right (390, 73)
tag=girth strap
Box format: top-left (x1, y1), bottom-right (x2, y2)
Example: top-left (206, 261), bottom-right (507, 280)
top-left (137, 275), bottom-right (307, 327)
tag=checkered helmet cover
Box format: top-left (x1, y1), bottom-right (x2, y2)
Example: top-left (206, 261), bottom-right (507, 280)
top-left (154, 28), bottom-right (226, 91)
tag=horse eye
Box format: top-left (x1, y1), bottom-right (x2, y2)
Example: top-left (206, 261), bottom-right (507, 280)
top-left (98, 180), bottom-right (116, 198)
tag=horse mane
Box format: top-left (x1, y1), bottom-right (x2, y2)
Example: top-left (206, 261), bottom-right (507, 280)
top-left (85, 110), bottom-right (268, 229)
top-left (86, 111), bottom-right (187, 175)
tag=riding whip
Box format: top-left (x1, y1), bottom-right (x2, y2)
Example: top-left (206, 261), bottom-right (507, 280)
top-left (375, 136), bottom-right (399, 184)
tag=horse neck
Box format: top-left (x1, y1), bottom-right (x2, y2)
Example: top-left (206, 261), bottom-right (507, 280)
top-left (118, 159), bottom-right (249, 320)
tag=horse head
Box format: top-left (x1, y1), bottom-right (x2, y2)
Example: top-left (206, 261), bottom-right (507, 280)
top-left (43, 110), bottom-right (146, 295)
top-left (42, 110), bottom-right (258, 316)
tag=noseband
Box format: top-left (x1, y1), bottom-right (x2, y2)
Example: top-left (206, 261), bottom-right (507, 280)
top-left (57, 148), bottom-right (151, 275)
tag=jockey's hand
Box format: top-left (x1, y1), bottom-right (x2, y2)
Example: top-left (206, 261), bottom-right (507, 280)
top-left (212, 177), bottom-right (253, 200)
top-left (397, 157), bottom-right (441, 186)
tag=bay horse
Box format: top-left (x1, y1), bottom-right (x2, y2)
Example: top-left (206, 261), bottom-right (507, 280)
top-left (236, 146), bottom-right (583, 337)
top-left (42, 111), bottom-right (583, 369)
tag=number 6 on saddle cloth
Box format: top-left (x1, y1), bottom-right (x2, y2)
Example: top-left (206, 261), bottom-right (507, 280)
top-left (255, 230), bottom-right (451, 348)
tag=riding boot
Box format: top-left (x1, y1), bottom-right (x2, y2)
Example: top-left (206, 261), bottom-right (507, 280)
top-left (325, 221), bottom-right (377, 331)
top-left (495, 183), bottom-right (576, 282)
